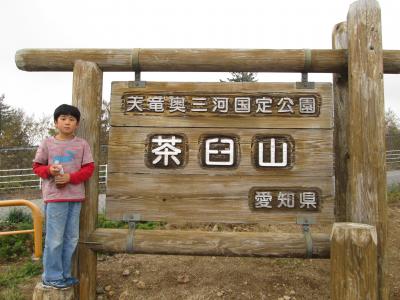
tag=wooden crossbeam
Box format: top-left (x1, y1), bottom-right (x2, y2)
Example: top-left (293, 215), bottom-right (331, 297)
top-left (14, 48), bottom-right (400, 73)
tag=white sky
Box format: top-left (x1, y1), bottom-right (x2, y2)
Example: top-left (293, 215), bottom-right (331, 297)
top-left (1, 0), bottom-right (400, 119)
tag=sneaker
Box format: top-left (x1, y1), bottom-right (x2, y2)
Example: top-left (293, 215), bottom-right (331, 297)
top-left (65, 277), bottom-right (79, 286)
top-left (42, 279), bottom-right (69, 289)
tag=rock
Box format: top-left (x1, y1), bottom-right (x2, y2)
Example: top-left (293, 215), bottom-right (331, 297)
top-left (283, 296), bottom-right (291, 300)
top-left (135, 270), bottom-right (140, 275)
top-left (137, 281), bottom-right (146, 289)
top-left (177, 274), bottom-right (190, 284)
top-left (212, 224), bottom-right (219, 232)
top-left (290, 290), bottom-right (296, 295)
top-left (217, 291), bottom-right (225, 297)
top-left (96, 286), bottom-right (105, 294)
top-left (109, 291), bottom-right (115, 296)
top-left (133, 279), bottom-right (138, 283)
top-left (243, 280), bottom-right (248, 285)
top-left (119, 290), bottom-right (130, 300)
top-left (97, 296), bottom-right (104, 300)
top-left (104, 285), bottom-right (112, 292)
top-left (122, 269), bottom-right (130, 276)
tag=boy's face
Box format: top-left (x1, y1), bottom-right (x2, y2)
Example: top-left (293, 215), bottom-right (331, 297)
top-left (55, 115), bottom-right (79, 136)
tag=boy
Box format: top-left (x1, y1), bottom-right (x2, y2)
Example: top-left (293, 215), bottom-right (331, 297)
top-left (33, 104), bottom-right (95, 289)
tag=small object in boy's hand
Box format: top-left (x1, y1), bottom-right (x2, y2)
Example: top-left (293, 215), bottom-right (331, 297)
top-left (55, 173), bottom-right (70, 188)
top-left (54, 159), bottom-right (67, 188)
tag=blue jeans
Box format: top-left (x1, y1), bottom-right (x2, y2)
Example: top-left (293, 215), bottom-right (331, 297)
top-left (42, 202), bottom-right (81, 281)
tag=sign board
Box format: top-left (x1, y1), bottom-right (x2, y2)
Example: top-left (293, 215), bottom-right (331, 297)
top-left (106, 82), bottom-right (334, 224)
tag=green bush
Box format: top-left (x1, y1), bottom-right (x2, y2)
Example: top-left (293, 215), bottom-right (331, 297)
top-left (136, 221), bottom-right (161, 230)
top-left (0, 222), bottom-right (33, 261)
top-left (97, 214), bottom-right (127, 228)
top-left (0, 209), bottom-right (34, 261)
top-left (6, 208), bottom-right (32, 224)
top-left (97, 214), bottom-right (161, 230)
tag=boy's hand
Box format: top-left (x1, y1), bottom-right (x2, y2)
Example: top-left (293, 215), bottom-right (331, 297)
top-left (49, 164), bottom-right (62, 176)
top-left (55, 173), bottom-right (70, 188)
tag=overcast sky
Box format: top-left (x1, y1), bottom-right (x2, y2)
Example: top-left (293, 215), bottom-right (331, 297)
top-left (1, 0), bottom-right (400, 119)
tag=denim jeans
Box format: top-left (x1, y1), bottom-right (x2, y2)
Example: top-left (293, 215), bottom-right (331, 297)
top-left (42, 201), bottom-right (81, 281)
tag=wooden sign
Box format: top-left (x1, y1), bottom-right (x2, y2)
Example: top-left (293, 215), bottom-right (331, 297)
top-left (106, 82), bottom-right (334, 224)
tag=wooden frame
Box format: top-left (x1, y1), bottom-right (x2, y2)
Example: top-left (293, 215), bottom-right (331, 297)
top-left (16, 1), bottom-right (394, 299)
top-left (15, 48), bottom-right (400, 73)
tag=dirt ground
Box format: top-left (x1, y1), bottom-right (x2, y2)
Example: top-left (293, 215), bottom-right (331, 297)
top-left (7, 201), bottom-right (400, 299)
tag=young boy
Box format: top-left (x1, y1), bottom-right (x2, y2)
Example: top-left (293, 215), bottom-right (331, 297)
top-left (33, 104), bottom-right (95, 289)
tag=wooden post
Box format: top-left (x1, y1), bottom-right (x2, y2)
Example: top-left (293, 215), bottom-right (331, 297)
top-left (332, 22), bottom-right (348, 222)
top-left (33, 283), bottom-right (74, 300)
top-left (347, 1), bottom-right (388, 299)
top-left (331, 223), bottom-right (378, 300)
top-left (72, 60), bottom-right (102, 300)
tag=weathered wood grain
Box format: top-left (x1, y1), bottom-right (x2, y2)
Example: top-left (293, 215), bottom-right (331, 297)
top-left (331, 223), bottom-right (378, 300)
top-left (110, 82), bottom-right (333, 129)
top-left (106, 174), bottom-right (334, 224)
top-left (33, 283), bottom-right (74, 300)
top-left (108, 127), bottom-right (333, 177)
top-left (72, 60), bottom-right (102, 300)
top-left (87, 228), bottom-right (331, 258)
top-left (347, 0), bottom-right (388, 298)
top-left (15, 48), bottom-right (400, 73)
top-left (332, 22), bottom-right (349, 222)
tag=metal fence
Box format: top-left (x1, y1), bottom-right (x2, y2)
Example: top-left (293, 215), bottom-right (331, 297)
top-left (0, 150), bottom-right (399, 191)
top-left (0, 165), bottom-right (107, 191)
top-left (386, 150), bottom-right (400, 168)
top-left (0, 146), bottom-right (400, 192)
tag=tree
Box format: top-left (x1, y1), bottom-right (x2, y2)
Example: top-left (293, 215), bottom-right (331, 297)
top-left (221, 72), bottom-right (257, 82)
top-left (0, 95), bottom-right (54, 169)
top-left (385, 108), bottom-right (400, 135)
top-left (385, 108), bottom-right (400, 151)
top-left (0, 94), bottom-right (30, 148)
top-left (100, 100), bottom-right (110, 164)
top-left (100, 100), bottom-right (110, 145)
top-left (24, 114), bottom-right (54, 146)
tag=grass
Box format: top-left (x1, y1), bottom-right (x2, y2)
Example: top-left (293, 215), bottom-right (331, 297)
top-left (0, 260), bottom-right (42, 288)
top-left (0, 286), bottom-right (24, 300)
top-left (0, 209), bottom-right (41, 300)
top-left (0, 260), bottom-right (42, 300)
top-left (387, 183), bottom-right (400, 203)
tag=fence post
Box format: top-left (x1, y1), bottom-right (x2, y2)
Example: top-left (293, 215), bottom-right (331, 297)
top-left (347, 1), bottom-right (388, 298)
top-left (72, 60), bottom-right (102, 300)
top-left (331, 223), bottom-right (378, 300)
